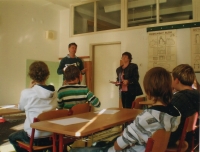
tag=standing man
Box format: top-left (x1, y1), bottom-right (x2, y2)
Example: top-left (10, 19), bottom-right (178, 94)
top-left (57, 43), bottom-right (86, 81)
top-left (116, 52), bottom-right (143, 108)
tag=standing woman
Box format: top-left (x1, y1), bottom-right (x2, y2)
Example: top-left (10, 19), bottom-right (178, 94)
top-left (116, 52), bottom-right (143, 108)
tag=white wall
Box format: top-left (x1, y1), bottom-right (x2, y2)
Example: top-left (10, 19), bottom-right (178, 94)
top-left (59, 10), bottom-right (195, 95)
top-left (0, 1), bottom-right (198, 105)
top-left (0, 1), bottom-right (61, 105)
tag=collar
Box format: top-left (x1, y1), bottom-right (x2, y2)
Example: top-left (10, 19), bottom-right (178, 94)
top-left (67, 54), bottom-right (77, 58)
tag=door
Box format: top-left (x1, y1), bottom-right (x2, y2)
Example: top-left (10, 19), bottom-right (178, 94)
top-left (93, 43), bottom-right (121, 110)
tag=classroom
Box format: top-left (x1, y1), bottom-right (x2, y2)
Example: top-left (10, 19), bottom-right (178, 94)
top-left (0, 0), bottom-right (199, 152)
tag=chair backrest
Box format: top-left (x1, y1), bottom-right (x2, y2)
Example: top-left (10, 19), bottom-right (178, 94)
top-left (145, 138), bottom-right (154, 152)
top-left (70, 103), bottom-right (91, 115)
top-left (186, 112), bottom-right (198, 132)
top-left (29, 110), bottom-right (71, 149)
top-left (177, 112), bottom-right (198, 152)
top-left (132, 96), bottom-right (146, 109)
top-left (37, 109), bottom-right (70, 121)
top-left (150, 129), bottom-right (171, 152)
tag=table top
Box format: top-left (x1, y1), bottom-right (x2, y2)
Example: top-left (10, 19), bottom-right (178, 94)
top-left (31, 108), bottom-right (142, 137)
top-left (0, 105), bottom-right (23, 116)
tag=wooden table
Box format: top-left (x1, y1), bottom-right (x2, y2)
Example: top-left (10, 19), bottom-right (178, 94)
top-left (0, 105), bottom-right (23, 116)
top-left (31, 108), bottom-right (142, 152)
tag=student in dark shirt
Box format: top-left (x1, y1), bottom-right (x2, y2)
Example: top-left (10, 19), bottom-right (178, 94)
top-left (168, 64), bottom-right (200, 146)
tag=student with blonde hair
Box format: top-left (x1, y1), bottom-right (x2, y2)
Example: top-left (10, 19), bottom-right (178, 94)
top-left (168, 64), bottom-right (200, 147)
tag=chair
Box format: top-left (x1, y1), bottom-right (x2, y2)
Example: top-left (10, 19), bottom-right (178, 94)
top-left (166, 112), bottom-right (199, 152)
top-left (144, 129), bottom-right (170, 152)
top-left (17, 109), bottom-right (71, 152)
top-left (70, 103), bottom-right (91, 115)
top-left (62, 103), bottom-right (91, 151)
top-left (131, 96), bottom-right (146, 109)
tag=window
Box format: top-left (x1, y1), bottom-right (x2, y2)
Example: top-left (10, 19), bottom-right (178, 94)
top-left (159, 0), bottom-right (193, 23)
top-left (96, 0), bottom-right (121, 31)
top-left (72, 0), bottom-right (193, 35)
top-left (127, 0), bottom-right (193, 27)
top-left (74, 3), bottom-right (94, 34)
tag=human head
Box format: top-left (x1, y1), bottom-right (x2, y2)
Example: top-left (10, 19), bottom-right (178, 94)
top-left (122, 52), bottom-right (132, 63)
top-left (68, 43), bottom-right (77, 48)
top-left (172, 64), bottom-right (195, 86)
top-left (143, 67), bottom-right (172, 105)
top-left (68, 43), bottom-right (77, 56)
top-left (28, 61), bottom-right (50, 83)
top-left (64, 65), bottom-right (80, 82)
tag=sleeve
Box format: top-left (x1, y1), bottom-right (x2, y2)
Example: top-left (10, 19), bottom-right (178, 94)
top-left (57, 90), bottom-right (64, 109)
top-left (18, 90), bottom-right (27, 111)
top-left (79, 58), bottom-right (85, 74)
top-left (116, 111), bottom-right (155, 149)
top-left (116, 68), bottom-right (119, 82)
top-left (126, 64), bottom-right (140, 84)
top-left (57, 59), bottom-right (65, 75)
top-left (86, 88), bottom-right (101, 107)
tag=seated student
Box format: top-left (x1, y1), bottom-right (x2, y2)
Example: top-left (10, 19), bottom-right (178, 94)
top-left (57, 65), bottom-right (100, 110)
top-left (9, 61), bottom-right (57, 152)
top-left (168, 64), bottom-right (200, 147)
top-left (192, 77), bottom-right (200, 92)
top-left (69, 67), bottom-right (181, 152)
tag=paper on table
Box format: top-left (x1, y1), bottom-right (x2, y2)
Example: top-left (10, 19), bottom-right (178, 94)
top-left (109, 80), bottom-right (121, 85)
top-left (0, 105), bottom-right (18, 109)
top-left (48, 117), bottom-right (90, 126)
top-left (94, 109), bottom-right (119, 114)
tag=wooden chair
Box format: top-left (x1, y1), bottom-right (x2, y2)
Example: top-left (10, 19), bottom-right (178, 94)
top-left (166, 112), bottom-right (199, 152)
top-left (17, 109), bottom-right (71, 152)
top-left (131, 96), bottom-right (146, 109)
top-left (70, 103), bottom-right (91, 115)
top-left (144, 129), bottom-right (170, 152)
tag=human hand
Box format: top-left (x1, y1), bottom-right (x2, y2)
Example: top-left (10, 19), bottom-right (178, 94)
top-left (81, 68), bottom-right (87, 74)
top-left (63, 67), bottom-right (67, 72)
top-left (123, 80), bottom-right (129, 85)
top-left (30, 80), bottom-right (36, 88)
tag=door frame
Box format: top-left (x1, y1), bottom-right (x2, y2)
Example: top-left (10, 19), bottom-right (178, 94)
top-left (89, 41), bottom-right (121, 92)
top-left (89, 42), bottom-right (122, 108)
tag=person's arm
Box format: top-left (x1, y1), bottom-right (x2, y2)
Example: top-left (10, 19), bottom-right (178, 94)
top-left (79, 58), bottom-right (87, 75)
top-left (57, 90), bottom-right (64, 109)
top-left (125, 64), bottom-right (140, 84)
top-left (108, 111), bottom-right (150, 151)
top-left (86, 88), bottom-right (101, 107)
top-left (57, 59), bottom-right (65, 75)
top-left (18, 90), bottom-right (27, 111)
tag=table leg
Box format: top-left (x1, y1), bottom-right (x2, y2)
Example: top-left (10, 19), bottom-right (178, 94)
top-left (59, 134), bottom-right (64, 152)
top-left (52, 133), bottom-right (57, 152)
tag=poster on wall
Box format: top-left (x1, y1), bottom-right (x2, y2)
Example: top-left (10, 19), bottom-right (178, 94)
top-left (191, 27), bottom-right (200, 72)
top-left (148, 29), bottom-right (177, 72)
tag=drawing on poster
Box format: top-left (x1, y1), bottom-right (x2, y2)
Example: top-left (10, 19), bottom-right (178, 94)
top-left (148, 30), bottom-right (177, 71)
top-left (191, 27), bottom-right (200, 72)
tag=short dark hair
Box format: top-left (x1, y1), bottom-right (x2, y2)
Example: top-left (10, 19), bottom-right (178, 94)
top-left (28, 61), bottom-right (49, 82)
top-left (143, 67), bottom-right (172, 105)
top-left (122, 52), bottom-right (132, 62)
top-left (68, 43), bottom-right (77, 48)
top-left (172, 64), bottom-right (195, 86)
top-left (64, 65), bottom-right (80, 81)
